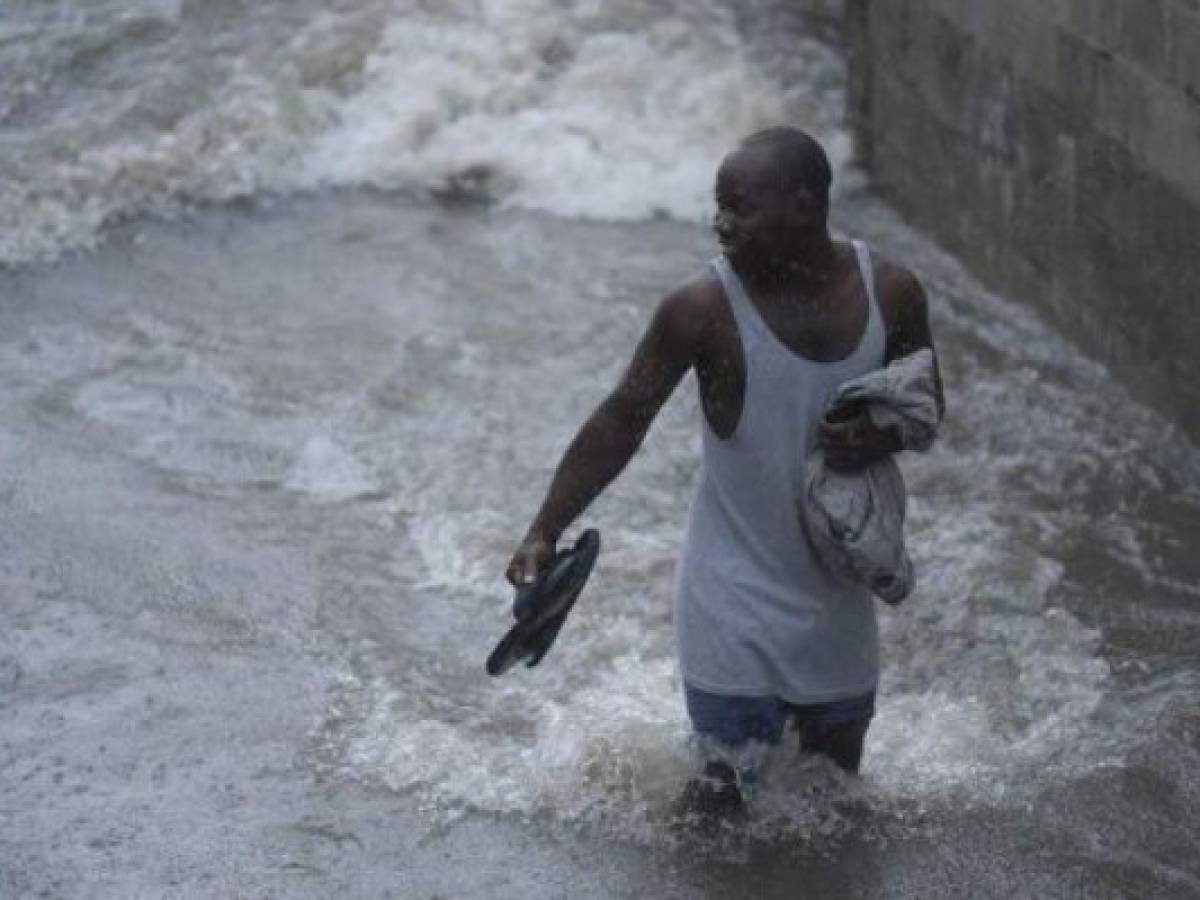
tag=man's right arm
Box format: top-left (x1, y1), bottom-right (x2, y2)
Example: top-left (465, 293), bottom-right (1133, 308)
top-left (505, 285), bottom-right (701, 586)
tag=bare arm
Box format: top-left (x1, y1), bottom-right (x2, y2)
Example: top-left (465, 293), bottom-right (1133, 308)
top-left (820, 262), bottom-right (945, 469)
top-left (505, 288), bottom-right (699, 585)
top-left (883, 266), bottom-right (945, 421)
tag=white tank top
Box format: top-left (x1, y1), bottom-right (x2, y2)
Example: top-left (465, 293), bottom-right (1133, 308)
top-left (673, 240), bottom-right (886, 703)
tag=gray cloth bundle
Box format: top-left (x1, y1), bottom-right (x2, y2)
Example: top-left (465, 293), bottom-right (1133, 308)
top-left (800, 348), bottom-right (940, 604)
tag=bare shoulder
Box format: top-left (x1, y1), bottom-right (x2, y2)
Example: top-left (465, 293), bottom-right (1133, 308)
top-left (872, 255), bottom-right (928, 320)
top-left (605, 268), bottom-right (720, 418)
top-left (656, 268), bottom-right (725, 346)
top-left (868, 253), bottom-right (936, 360)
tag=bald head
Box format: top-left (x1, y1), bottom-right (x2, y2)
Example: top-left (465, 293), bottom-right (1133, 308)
top-left (734, 126), bottom-right (832, 218)
top-left (712, 127), bottom-right (835, 275)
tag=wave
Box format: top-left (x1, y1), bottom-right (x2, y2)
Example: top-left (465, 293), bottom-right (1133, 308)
top-left (0, 0), bottom-right (848, 266)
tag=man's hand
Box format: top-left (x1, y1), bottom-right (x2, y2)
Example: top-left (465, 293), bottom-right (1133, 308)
top-left (818, 412), bottom-right (901, 472)
top-left (505, 532), bottom-right (556, 589)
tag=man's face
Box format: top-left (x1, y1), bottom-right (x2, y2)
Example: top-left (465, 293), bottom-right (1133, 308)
top-left (712, 148), bottom-right (817, 269)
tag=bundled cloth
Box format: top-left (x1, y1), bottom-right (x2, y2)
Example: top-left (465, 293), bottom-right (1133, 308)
top-left (800, 348), bottom-right (941, 605)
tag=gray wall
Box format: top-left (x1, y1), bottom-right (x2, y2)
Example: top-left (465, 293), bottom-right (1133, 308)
top-left (844, 0), bottom-right (1200, 440)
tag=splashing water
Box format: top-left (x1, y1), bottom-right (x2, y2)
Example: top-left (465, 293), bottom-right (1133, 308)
top-left (0, 0), bottom-right (846, 266)
top-left (3, 0), bottom-right (1199, 889)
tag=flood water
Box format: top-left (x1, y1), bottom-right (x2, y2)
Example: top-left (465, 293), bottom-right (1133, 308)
top-left (2, 2), bottom-right (1199, 898)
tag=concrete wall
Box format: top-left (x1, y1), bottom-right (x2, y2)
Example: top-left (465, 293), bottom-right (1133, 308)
top-left (844, 0), bottom-right (1200, 440)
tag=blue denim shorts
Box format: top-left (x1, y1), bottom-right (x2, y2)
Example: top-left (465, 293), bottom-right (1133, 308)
top-left (684, 683), bottom-right (876, 750)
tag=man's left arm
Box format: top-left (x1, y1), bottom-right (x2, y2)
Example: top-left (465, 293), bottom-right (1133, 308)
top-left (820, 263), bottom-right (944, 470)
top-left (882, 265), bottom-right (945, 421)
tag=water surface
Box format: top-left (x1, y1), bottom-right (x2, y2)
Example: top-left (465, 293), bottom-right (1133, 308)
top-left (1, 1), bottom-right (1198, 897)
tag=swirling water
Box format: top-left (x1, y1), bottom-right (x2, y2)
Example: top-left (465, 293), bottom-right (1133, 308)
top-left (1, 1), bottom-right (1198, 897)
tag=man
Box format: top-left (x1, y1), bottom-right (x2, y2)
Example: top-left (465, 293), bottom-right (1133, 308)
top-left (504, 126), bottom-right (944, 810)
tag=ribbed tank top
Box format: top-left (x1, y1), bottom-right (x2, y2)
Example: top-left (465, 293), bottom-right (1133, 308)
top-left (674, 240), bottom-right (886, 703)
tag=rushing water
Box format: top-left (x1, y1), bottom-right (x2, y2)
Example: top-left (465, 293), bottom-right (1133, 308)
top-left (0, 0), bottom-right (846, 265)
top-left (2, 1), bottom-right (1199, 897)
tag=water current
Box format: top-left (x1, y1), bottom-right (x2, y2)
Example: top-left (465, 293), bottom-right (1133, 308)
top-left (2, 1), bottom-right (1198, 897)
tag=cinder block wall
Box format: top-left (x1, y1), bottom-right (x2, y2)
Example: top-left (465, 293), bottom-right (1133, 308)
top-left (845, 0), bottom-right (1200, 440)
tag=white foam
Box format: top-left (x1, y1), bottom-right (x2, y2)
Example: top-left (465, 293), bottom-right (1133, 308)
top-left (299, 1), bottom-right (829, 223)
top-left (339, 653), bottom-right (696, 841)
top-left (285, 434), bottom-right (376, 502)
top-left (1, 0), bottom-right (848, 265)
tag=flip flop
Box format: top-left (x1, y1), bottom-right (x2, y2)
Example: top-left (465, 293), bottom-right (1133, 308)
top-left (486, 529), bottom-right (600, 677)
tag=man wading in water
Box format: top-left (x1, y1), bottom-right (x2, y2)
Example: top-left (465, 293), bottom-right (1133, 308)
top-left (505, 126), bottom-right (944, 815)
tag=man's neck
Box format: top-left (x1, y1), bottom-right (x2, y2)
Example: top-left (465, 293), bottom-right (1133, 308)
top-left (738, 230), bottom-right (841, 298)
